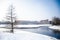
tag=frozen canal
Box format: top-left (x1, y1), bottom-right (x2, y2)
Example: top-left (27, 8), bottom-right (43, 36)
top-left (20, 26), bottom-right (60, 39)
top-left (16, 25), bottom-right (60, 39)
top-left (0, 24), bottom-right (60, 40)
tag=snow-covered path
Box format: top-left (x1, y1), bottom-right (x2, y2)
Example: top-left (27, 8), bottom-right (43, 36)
top-left (0, 29), bottom-right (58, 40)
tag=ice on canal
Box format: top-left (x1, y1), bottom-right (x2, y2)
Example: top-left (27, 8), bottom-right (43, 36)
top-left (0, 29), bottom-right (58, 40)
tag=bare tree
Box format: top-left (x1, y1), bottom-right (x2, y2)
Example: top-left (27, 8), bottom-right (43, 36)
top-left (6, 5), bottom-right (16, 33)
top-left (52, 17), bottom-right (60, 25)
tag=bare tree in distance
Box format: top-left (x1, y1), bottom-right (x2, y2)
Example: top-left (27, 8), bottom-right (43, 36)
top-left (6, 5), bottom-right (16, 33)
top-left (52, 17), bottom-right (60, 25)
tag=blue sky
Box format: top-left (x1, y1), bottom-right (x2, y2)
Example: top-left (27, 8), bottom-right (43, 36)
top-left (0, 0), bottom-right (60, 21)
top-left (55, 0), bottom-right (60, 8)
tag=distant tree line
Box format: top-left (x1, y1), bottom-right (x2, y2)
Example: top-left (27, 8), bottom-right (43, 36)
top-left (51, 17), bottom-right (60, 25)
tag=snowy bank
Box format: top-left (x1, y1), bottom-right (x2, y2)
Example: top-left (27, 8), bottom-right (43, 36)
top-left (0, 29), bottom-right (58, 40)
top-left (49, 26), bottom-right (60, 31)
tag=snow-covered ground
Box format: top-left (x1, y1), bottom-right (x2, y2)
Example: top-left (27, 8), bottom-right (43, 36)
top-left (16, 24), bottom-right (51, 27)
top-left (0, 24), bottom-right (51, 27)
top-left (0, 24), bottom-right (59, 40)
top-left (49, 25), bottom-right (60, 31)
top-left (0, 28), bottom-right (58, 40)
